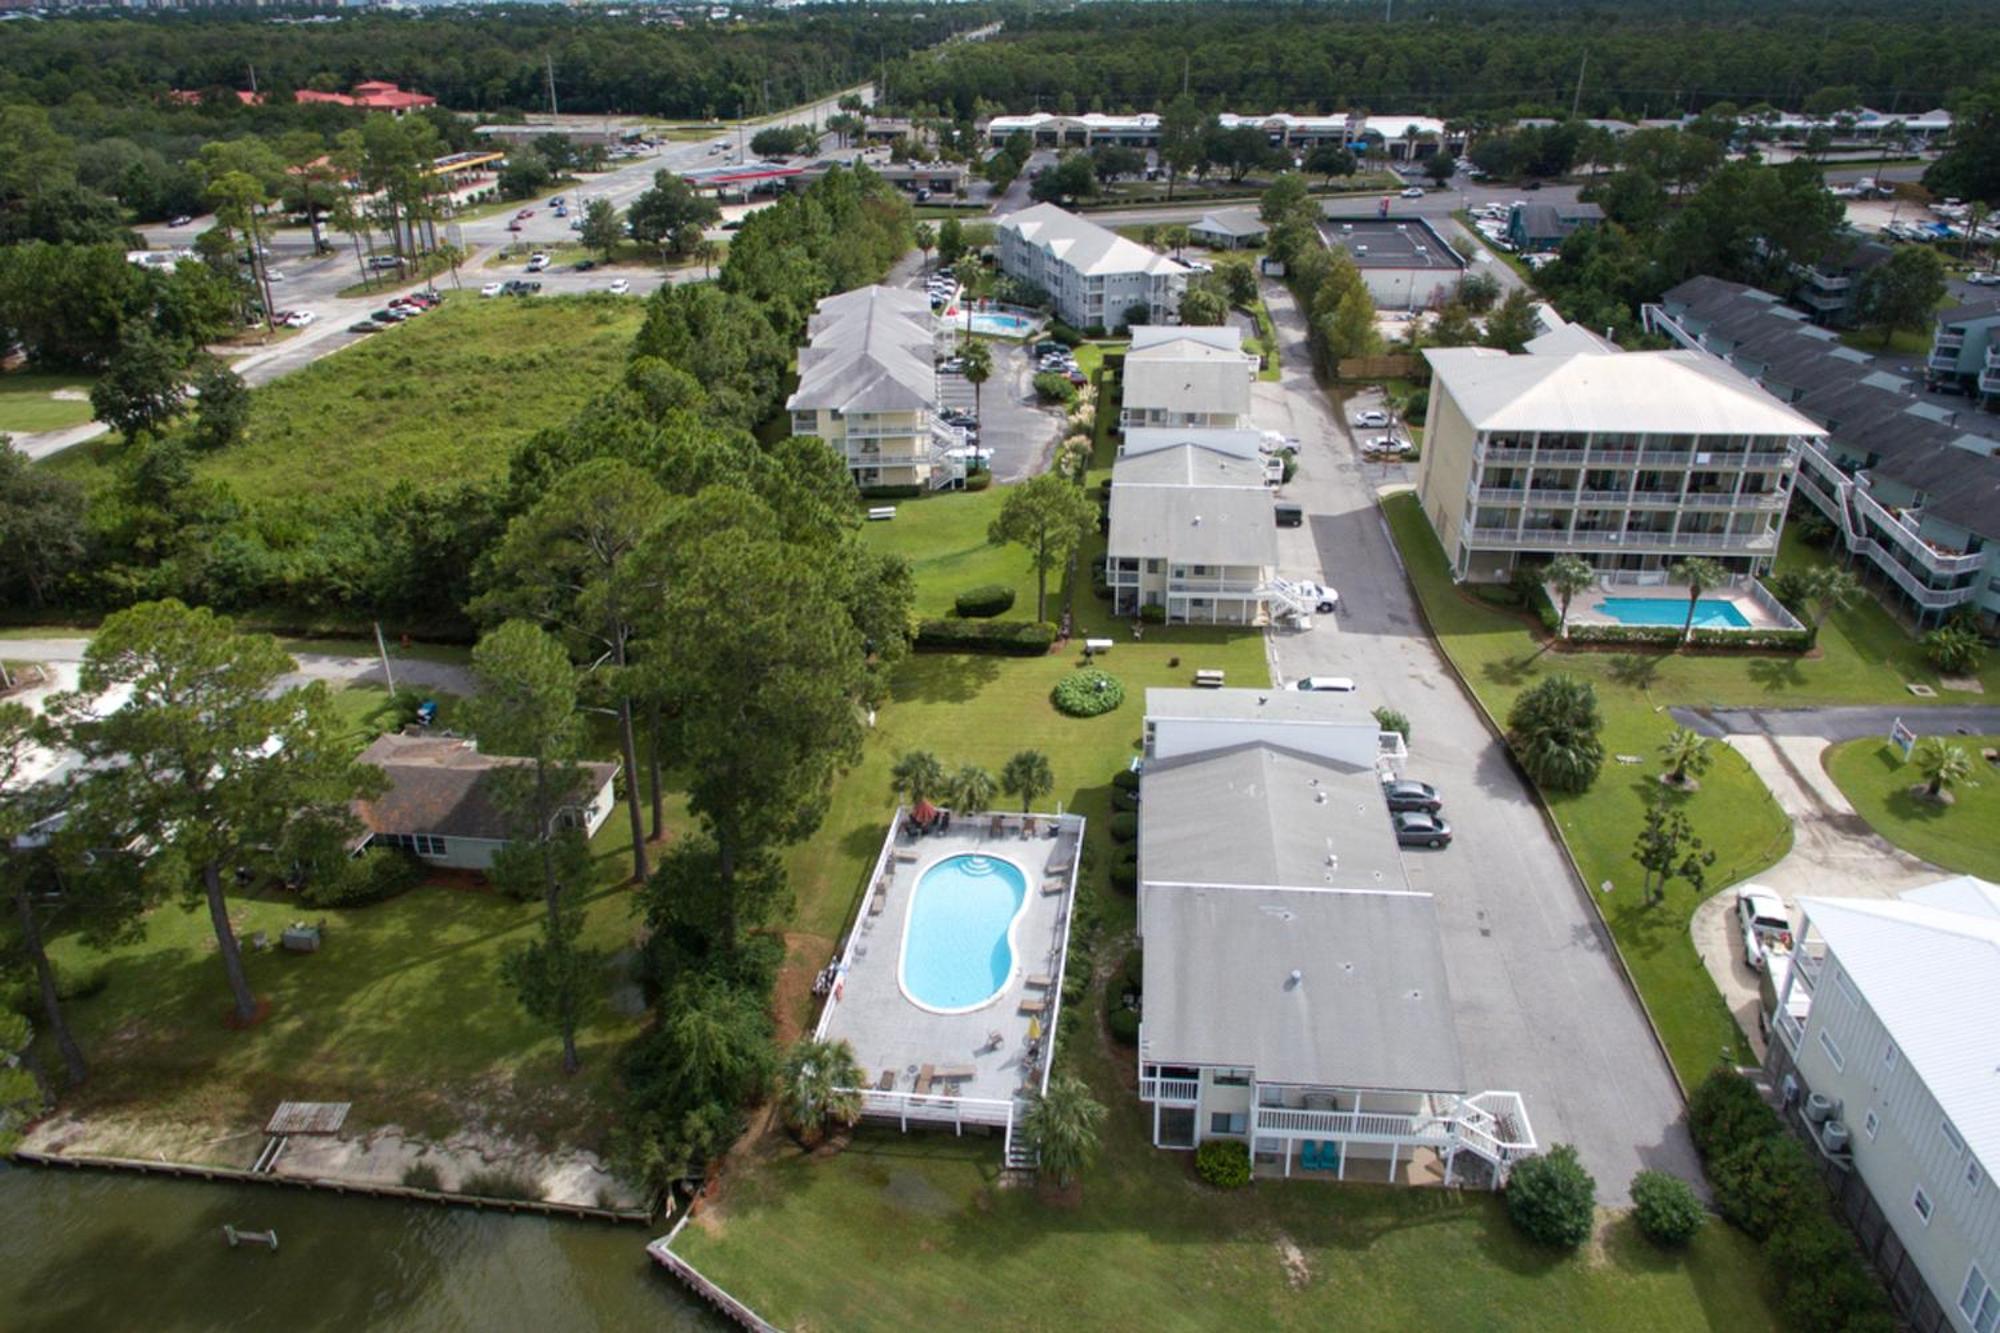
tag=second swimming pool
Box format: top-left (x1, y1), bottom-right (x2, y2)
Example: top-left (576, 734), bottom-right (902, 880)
top-left (899, 853), bottom-right (1028, 1012)
top-left (1593, 596), bottom-right (1752, 629)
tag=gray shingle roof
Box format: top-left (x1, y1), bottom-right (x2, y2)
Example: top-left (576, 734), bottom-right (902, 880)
top-left (355, 733), bottom-right (618, 844)
top-left (1108, 445), bottom-right (1278, 566)
top-left (786, 285), bottom-right (936, 414)
top-left (1141, 884), bottom-right (1467, 1092)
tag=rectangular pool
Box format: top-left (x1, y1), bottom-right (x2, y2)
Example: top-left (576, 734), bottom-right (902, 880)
top-left (1594, 596), bottom-right (1751, 629)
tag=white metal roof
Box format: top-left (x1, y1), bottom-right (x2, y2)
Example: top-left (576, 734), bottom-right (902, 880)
top-left (1801, 888), bottom-right (2000, 1176)
top-left (1122, 335), bottom-right (1256, 417)
top-left (1108, 445), bottom-right (1277, 566)
top-left (787, 285), bottom-right (936, 414)
top-left (999, 204), bottom-right (1189, 279)
top-left (1424, 346), bottom-right (1829, 437)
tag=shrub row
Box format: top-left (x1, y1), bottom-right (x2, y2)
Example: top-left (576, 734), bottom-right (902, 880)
top-left (859, 484), bottom-right (923, 500)
top-left (963, 470), bottom-right (992, 492)
top-left (1689, 626), bottom-right (1814, 652)
top-left (1688, 1070), bottom-right (1894, 1332)
top-left (1196, 1139), bottom-right (1251, 1189)
top-left (1109, 812), bottom-right (1138, 841)
top-left (913, 618), bottom-right (1056, 656)
top-left (1551, 620), bottom-right (1815, 653)
top-left (953, 583), bottom-right (1017, 618)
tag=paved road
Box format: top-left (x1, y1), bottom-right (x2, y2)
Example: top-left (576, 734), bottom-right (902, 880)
top-left (1252, 276), bottom-right (1702, 1203)
top-left (1670, 704), bottom-right (2000, 742)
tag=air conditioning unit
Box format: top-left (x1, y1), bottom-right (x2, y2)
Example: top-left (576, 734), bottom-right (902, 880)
top-left (1822, 1120), bottom-right (1852, 1154)
top-left (1805, 1092), bottom-right (1841, 1124)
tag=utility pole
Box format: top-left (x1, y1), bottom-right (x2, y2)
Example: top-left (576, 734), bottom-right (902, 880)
top-left (373, 622), bottom-right (398, 699)
top-left (1384, 0), bottom-right (1393, 22)
top-left (248, 64), bottom-right (258, 95)
top-left (1571, 53), bottom-right (1587, 117)
top-left (1182, 53), bottom-right (1190, 96)
top-left (546, 53), bottom-right (559, 122)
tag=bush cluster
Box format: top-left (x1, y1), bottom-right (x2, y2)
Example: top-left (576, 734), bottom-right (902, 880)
top-left (1371, 706), bottom-right (1410, 742)
top-left (1051, 668), bottom-right (1125, 717)
top-left (1110, 847), bottom-right (1138, 893)
top-left (1505, 1143), bottom-right (1597, 1248)
top-left (1034, 371), bottom-right (1079, 405)
top-left (953, 583), bottom-right (1017, 618)
top-left (299, 846), bottom-right (424, 909)
top-left (1687, 1070), bottom-right (1893, 1330)
top-left (1630, 1169), bottom-right (1706, 1246)
top-left (6, 958), bottom-right (109, 1018)
top-left (1139, 603), bottom-right (1166, 624)
top-left (1195, 1139), bottom-right (1252, 1189)
top-left (459, 1168), bottom-right (544, 1202)
top-left (913, 618), bottom-right (1056, 656)
top-left (1109, 811), bottom-right (1138, 841)
top-left (963, 470), bottom-right (993, 492)
top-left (1110, 769), bottom-right (1140, 792)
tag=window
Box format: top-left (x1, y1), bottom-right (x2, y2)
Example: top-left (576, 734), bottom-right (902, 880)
top-left (1944, 1120), bottom-right (1967, 1154)
top-left (1970, 1158), bottom-right (1987, 1192)
top-left (1962, 1266), bottom-right (1998, 1333)
top-left (1209, 1111), bottom-right (1246, 1135)
top-left (1864, 1110), bottom-right (1880, 1140)
top-left (1819, 1029), bottom-right (1846, 1071)
top-left (1212, 1068), bottom-right (1251, 1087)
top-left (1883, 1044), bottom-right (1899, 1071)
top-left (1912, 1186), bottom-right (1934, 1224)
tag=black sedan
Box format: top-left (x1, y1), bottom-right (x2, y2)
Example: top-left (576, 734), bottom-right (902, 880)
top-left (1382, 780), bottom-right (1442, 813)
top-left (1392, 811), bottom-right (1452, 848)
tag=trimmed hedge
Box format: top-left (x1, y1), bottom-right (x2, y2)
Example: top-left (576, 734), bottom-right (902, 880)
top-left (1109, 812), bottom-right (1138, 841)
top-left (859, 484), bottom-right (923, 500)
top-left (1110, 848), bottom-right (1137, 893)
top-left (1110, 769), bottom-right (1140, 792)
top-left (1690, 625), bottom-right (1814, 652)
top-left (1687, 1070), bottom-right (1894, 1330)
top-left (954, 583), bottom-right (1017, 618)
top-left (1630, 1170), bottom-right (1706, 1246)
top-left (914, 618), bottom-right (1056, 656)
top-left (1052, 668), bottom-right (1125, 717)
top-left (1111, 786), bottom-right (1139, 812)
top-left (1195, 1139), bottom-right (1252, 1189)
top-left (1107, 1005), bottom-right (1140, 1044)
top-left (963, 470), bottom-right (993, 492)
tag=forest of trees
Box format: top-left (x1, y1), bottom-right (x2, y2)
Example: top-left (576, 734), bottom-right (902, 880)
top-left (885, 0), bottom-right (2000, 124)
top-left (0, 8), bottom-right (972, 121)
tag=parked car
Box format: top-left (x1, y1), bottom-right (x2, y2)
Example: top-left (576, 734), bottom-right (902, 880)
top-left (526, 254), bottom-right (549, 272)
top-left (573, 259), bottom-right (596, 272)
top-left (1381, 779), bottom-right (1443, 813)
top-left (370, 308), bottom-right (406, 323)
top-left (608, 278), bottom-right (631, 295)
top-left (1400, 186), bottom-right (1425, 199)
top-left (367, 255), bottom-right (403, 270)
top-left (169, 214), bottom-right (194, 227)
top-left (480, 281), bottom-right (505, 297)
top-left (940, 408), bottom-right (977, 428)
top-left (1289, 581), bottom-right (1338, 613)
top-left (507, 221), bottom-right (523, 233)
top-left (939, 357), bottom-right (964, 374)
top-left (1363, 436), bottom-right (1410, 457)
top-left (1292, 676), bottom-right (1357, 693)
top-left (281, 310), bottom-right (316, 328)
top-left (1969, 271), bottom-right (2000, 285)
top-left (1393, 811), bottom-right (1453, 848)
top-left (348, 320), bottom-right (384, 333)
top-left (1736, 885), bottom-right (1794, 972)
top-left (1353, 409), bottom-right (1390, 428)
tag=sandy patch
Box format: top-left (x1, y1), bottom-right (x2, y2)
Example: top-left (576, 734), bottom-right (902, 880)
top-left (1275, 1232), bottom-right (1313, 1289)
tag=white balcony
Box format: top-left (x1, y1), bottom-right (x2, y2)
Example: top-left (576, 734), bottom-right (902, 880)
top-left (1139, 1076), bottom-right (1199, 1103)
top-left (1465, 526), bottom-right (1776, 553)
top-left (1933, 329), bottom-right (1966, 351)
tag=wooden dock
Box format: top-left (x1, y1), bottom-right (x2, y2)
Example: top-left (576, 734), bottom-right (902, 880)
top-left (13, 1149), bottom-right (656, 1226)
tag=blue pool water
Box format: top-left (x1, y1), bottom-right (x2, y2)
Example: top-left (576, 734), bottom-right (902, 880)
top-left (900, 853), bottom-right (1028, 1011)
top-left (1595, 596), bottom-right (1752, 629)
top-left (963, 311), bottom-right (1038, 337)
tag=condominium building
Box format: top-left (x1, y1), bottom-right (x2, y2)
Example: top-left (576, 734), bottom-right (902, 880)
top-left (786, 285), bottom-right (959, 491)
top-left (1796, 237), bottom-right (1896, 329)
top-left (1134, 689), bottom-right (1532, 1185)
top-left (1414, 337), bottom-right (1819, 583)
top-left (1765, 878), bottom-right (2000, 1333)
top-left (995, 204), bottom-right (1188, 331)
top-left (982, 111), bottom-right (1461, 158)
top-left (1119, 326), bottom-right (1257, 432)
top-left (1928, 298), bottom-right (2000, 406)
top-left (1106, 443), bottom-right (1281, 624)
top-left (1650, 277), bottom-right (2000, 627)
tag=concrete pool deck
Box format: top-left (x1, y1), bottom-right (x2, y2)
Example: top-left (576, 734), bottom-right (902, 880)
top-left (816, 809), bottom-right (1083, 1121)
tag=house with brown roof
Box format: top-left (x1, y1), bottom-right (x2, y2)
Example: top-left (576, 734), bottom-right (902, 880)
top-left (352, 732), bottom-right (619, 871)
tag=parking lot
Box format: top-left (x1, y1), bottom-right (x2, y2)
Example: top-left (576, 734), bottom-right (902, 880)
top-left (913, 270), bottom-right (1064, 483)
top-left (1249, 282), bottom-right (1702, 1202)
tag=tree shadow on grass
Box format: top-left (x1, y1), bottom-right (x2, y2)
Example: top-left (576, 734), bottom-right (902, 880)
top-left (1480, 654), bottom-right (1543, 689)
top-left (888, 653), bottom-right (1003, 705)
top-left (1882, 783), bottom-right (1954, 826)
top-left (1746, 655), bottom-right (1807, 695)
top-left (1606, 653), bottom-right (1666, 691)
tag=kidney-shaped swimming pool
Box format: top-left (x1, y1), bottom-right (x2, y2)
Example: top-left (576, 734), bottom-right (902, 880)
top-left (898, 853), bottom-right (1029, 1012)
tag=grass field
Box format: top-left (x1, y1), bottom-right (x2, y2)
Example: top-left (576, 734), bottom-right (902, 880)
top-left (0, 371), bottom-right (95, 434)
top-left (43, 294), bottom-right (646, 502)
top-left (1824, 734), bottom-right (2000, 881)
top-left (678, 979), bottom-right (1778, 1333)
top-left (1838, 327), bottom-right (1929, 356)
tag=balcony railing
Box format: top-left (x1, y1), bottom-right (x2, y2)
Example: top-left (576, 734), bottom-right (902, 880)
top-left (1982, 370), bottom-right (2000, 396)
top-left (1850, 482), bottom-right (1987, 575)
top-left (1251, 1104), bottom-right (1447, 1142)
top-left (1167, 578), bottom-right (1266, 595)
top-left (1139, 1077), bottom-right (1199, 1103)
top-left (1465, 527), bottom-right (1776, 552)
top-left (1929, 352), bottom-right (1962, 373)
top-left (1933, 330), bottom-right (1966, 350)
top-left (1987, 343), bottom-right (2000, 369)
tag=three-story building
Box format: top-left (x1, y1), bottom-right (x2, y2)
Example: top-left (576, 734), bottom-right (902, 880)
top-left (996, 204), bottom-right (1188, 331)
top-left (787, 286), bottom-right (959, 491)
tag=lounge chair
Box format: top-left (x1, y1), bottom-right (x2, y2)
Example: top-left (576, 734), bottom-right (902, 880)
top-left (937, 1064), bottom-right (976, 1084)
top-left (988, 814), bottom-right (1005, 837)
top-left (1300, 1141), bottom-right (1321, 1171)
top-left (876, 1069), bottom-right (895, 1092)
top-left (1041, 876), bottom-right (1066, 896)
top-left (1018, 996), bottom-right (1048, 1016)
top-left (1320, 1141), bottom-right (1341, 1173)
top-left (893, 848), bottom-right (919, 864)
top-left (1021, 815), bottom-right (1037, 839)
top-left (915, 1063), bottom-right (935, 1095)
top-left (1025, 973), bottom-right (1053, 990)
top-left (1044, 847), bottom-right (1075, 877)
top-left (868, 891), bottom-right (886, 916)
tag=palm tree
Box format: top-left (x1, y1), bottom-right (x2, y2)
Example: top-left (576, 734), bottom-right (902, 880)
top-left (1162, 224), bottom-right (1190, 260)
top-left (1544, 555), bottom-right (1595, 638)
top-left (1000, 750), bottom-right (1054, 813)
top-left (959, 340), bottom-right (994, 424)
top-left (1912, 737), bottom-right (1975, 802)
top-left (778, 1037), bottom-right (864, 1146)
top-left (914, 221), bottom-right (936, 268)
top-left (1804, 565), bottom-right (1860, 631)
top-left (1658, 728), bottom-right (1712, 787)
top-left (1021, 1072), bottom-right (1106, 1190)
top-left (1670, 557), bottom-right (1730, 644)
top-left (1505, 674), bottom-right (1605, 793)
top-left (950, 764), bottom-right (999, 814)
top-left (890, 750), bottom-right (948, 805)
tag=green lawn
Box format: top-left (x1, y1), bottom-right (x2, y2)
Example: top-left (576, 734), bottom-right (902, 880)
top-left (43, 294), bottom-right (645, 503)
top-left (859, 488), bottom-right (1039, 620)
top-left (1250, 298), bottom-right (1282, 381)
top-left (1838, 327), bottom-right (1928, 356)
top-left (678, 990), bottom-right (1778, 1333)
top-left (0, 371), bottom-right (95, 434)
top-left (1824, 734), bottom-right (2000, 881)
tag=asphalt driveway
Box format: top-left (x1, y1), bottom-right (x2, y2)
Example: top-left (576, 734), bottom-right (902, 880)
top-left (1250, 279), bottom-right (1702, 1203)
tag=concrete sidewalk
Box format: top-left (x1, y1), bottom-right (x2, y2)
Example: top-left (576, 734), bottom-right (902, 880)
top-left (1690, 733), bottom-right (1941, 1056)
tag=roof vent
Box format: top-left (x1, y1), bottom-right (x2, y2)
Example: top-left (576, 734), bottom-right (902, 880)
top-left (1193, 515), bottom-right (1203, 526)
top-left (1315, 790), bottom-right (1327, 804)
top-left (1286, 968), bottom-right (1303, 989)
